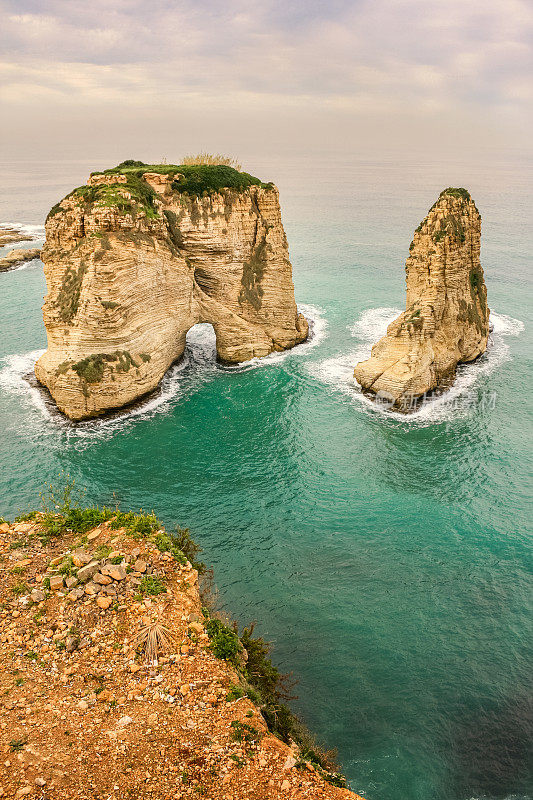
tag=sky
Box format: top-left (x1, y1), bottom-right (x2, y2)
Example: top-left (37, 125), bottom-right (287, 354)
top-left (0, 0), bottom-right (532, 161)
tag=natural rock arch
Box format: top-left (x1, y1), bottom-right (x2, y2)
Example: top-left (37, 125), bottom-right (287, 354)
top-left (35, 164), bottom-right (308, 420)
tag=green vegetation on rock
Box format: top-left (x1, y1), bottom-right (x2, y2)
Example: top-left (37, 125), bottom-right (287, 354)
top-left (432, 213), bottom-right (466, 245)
top-left (439, 187), bottom-right (471, 201)
top-left (71, 351), bottom-right (140, 384)
top-left (239, 238), bottom-right (267, 310)
top-left (97, 160), bottom-right (273, 196)
top-left (56, 263), bottom-right (87, 322)
top-left (68, 174), bottom-right (160, 219)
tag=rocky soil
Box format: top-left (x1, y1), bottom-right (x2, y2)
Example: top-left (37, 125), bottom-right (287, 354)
top-left (0, 517), bottom-right (363, 800)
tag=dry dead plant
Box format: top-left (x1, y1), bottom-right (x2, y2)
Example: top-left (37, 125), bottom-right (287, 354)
top-left (132, 617), bottom-right (176, 664)
top-left (181, 153), bottom-right (242, 171)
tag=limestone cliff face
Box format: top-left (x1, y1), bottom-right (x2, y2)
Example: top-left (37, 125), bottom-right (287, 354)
top-left (35, 167), bottom-right (308, 420)
top-left (354, 188), bottom-right (489, 409)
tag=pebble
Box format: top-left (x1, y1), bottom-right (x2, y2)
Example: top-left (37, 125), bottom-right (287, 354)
top-left (96, 596), bottom-right (112, 610)
top-left (106, 565), bottom-right (127, 581)
top-left (117, 715), bottom-right (132, 727)
top-left (93, 573), bottom-right (112, 585)
top-left (77, 561), bottom-right (100, 582)
top-left (72, 552), bottom-right (92, 567)
top-left (30, 589), bottom-right (45, 603)
top-left (49, 575), bottom-right (64, 591)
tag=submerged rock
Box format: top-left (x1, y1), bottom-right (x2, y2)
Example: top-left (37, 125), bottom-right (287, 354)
top-left (35, 162), bottom-right (308, 420)
top-left (354, 188), bottom-right (489, 410)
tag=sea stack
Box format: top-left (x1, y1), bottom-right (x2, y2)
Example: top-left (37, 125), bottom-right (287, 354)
top-left (35, 162), bottom-right (308, 420)
top-left (354, 188), bottom-right (489, 410)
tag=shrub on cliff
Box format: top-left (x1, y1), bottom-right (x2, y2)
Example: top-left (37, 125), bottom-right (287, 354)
top-left (97, 161), bottom-right (273, 196)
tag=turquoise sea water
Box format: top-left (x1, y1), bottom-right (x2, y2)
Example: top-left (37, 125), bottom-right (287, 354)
top-left (0, 154), bottom-right (531, 800)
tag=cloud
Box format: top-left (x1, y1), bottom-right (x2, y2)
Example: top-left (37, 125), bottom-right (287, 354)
top-left (0, 0), bottom-right (531, 155)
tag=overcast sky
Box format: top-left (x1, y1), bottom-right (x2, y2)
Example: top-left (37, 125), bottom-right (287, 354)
top-left (1, 0), bottom-right (531, 160)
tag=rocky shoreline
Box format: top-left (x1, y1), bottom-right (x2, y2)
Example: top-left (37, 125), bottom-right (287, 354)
top-left (0, 248), bottom-right (41, 272)
top-left (0, 506), bottom-right (364, 800)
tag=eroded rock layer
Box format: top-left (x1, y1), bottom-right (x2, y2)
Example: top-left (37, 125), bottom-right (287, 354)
top-left (36, 165), bottom-right (308, 420)
top-left (354, 188), bottom-right (489, 409)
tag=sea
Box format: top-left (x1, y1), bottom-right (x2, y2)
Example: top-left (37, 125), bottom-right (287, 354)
top-left (0, 152), bottom-right (531, 800)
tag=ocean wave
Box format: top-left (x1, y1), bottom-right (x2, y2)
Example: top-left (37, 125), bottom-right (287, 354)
top-left (1, 222), bottom-right (45, 238)
top-left (12, 257), bottom-right (42, 271)
top-left (308, 306), bottom-right (524, 426)
top-left (0, 304), bottom-right (327, 439)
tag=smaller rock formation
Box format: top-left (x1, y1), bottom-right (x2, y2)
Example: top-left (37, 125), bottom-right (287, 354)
top-left (0, 227), bottom-right (29, 247)
top-left (354, 188), bottom-right (489, 409)
top-left (0, 247), bottom-right (41, 271)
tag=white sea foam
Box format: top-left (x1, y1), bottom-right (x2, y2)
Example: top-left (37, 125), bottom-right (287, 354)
top-left (0, 349), bottom-right (51, 420)
top-left (0, 304), bottom-right (327, 438)
top-left (221, 303), bottom-right (328, 372)
top-left (308, 306), bottom-right (524, 425)
top-left (12, 257), bottom-right (42, 271)
top-left (1, 222), bottom-right (45, 238)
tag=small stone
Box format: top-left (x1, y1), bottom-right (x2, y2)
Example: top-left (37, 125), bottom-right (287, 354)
top-left (281, 780), bottom-right (291, 791)
top-left (72, 552), bottom-right (92, 567)
top-left (65, 576), bottom-right (78, 589)
top-left (49, 556), bottom-right (64, 567)
top-left (129, 663), bottom-right (141, 674)
top-left (117, 715), bottom-right (132, 727)
top-left (188, 622), bottom-right (203, 635)
top-left (84, 582), bottom-right (98, 596)
top-left (49, 575), bottom-right (64, 591)
top-left (283, 754), bottom-right (297, 770)
top-left (15, 788), bottom-right (32, 798)
top-left (68, 587), bottom-right (84, 601)
top-left (87, 529), bottom-right (102, 541)
top-left (96, 596), bottom-right (112, 610)
top-left (65, 636), bottom-right (79, 653)
top-left (133, 559), bottom-right (147, 573)
top-left (104, 565), bottom-right (127, 581)
top-left (77, 700), bottom-right (88, 711)
top-left (93, 573), bottom-right (112, 585)
top-left (34, 777), bottom-right (46, 787)
top-left (30, 589), bottom-right (45, 603)
top-left (77, 561), bottom-right (100, 583)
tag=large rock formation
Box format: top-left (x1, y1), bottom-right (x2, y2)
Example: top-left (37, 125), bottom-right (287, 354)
top-left (354, 188), bottom-right (489, 410)
top-left (35, 163), bottom-right (308, 420)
